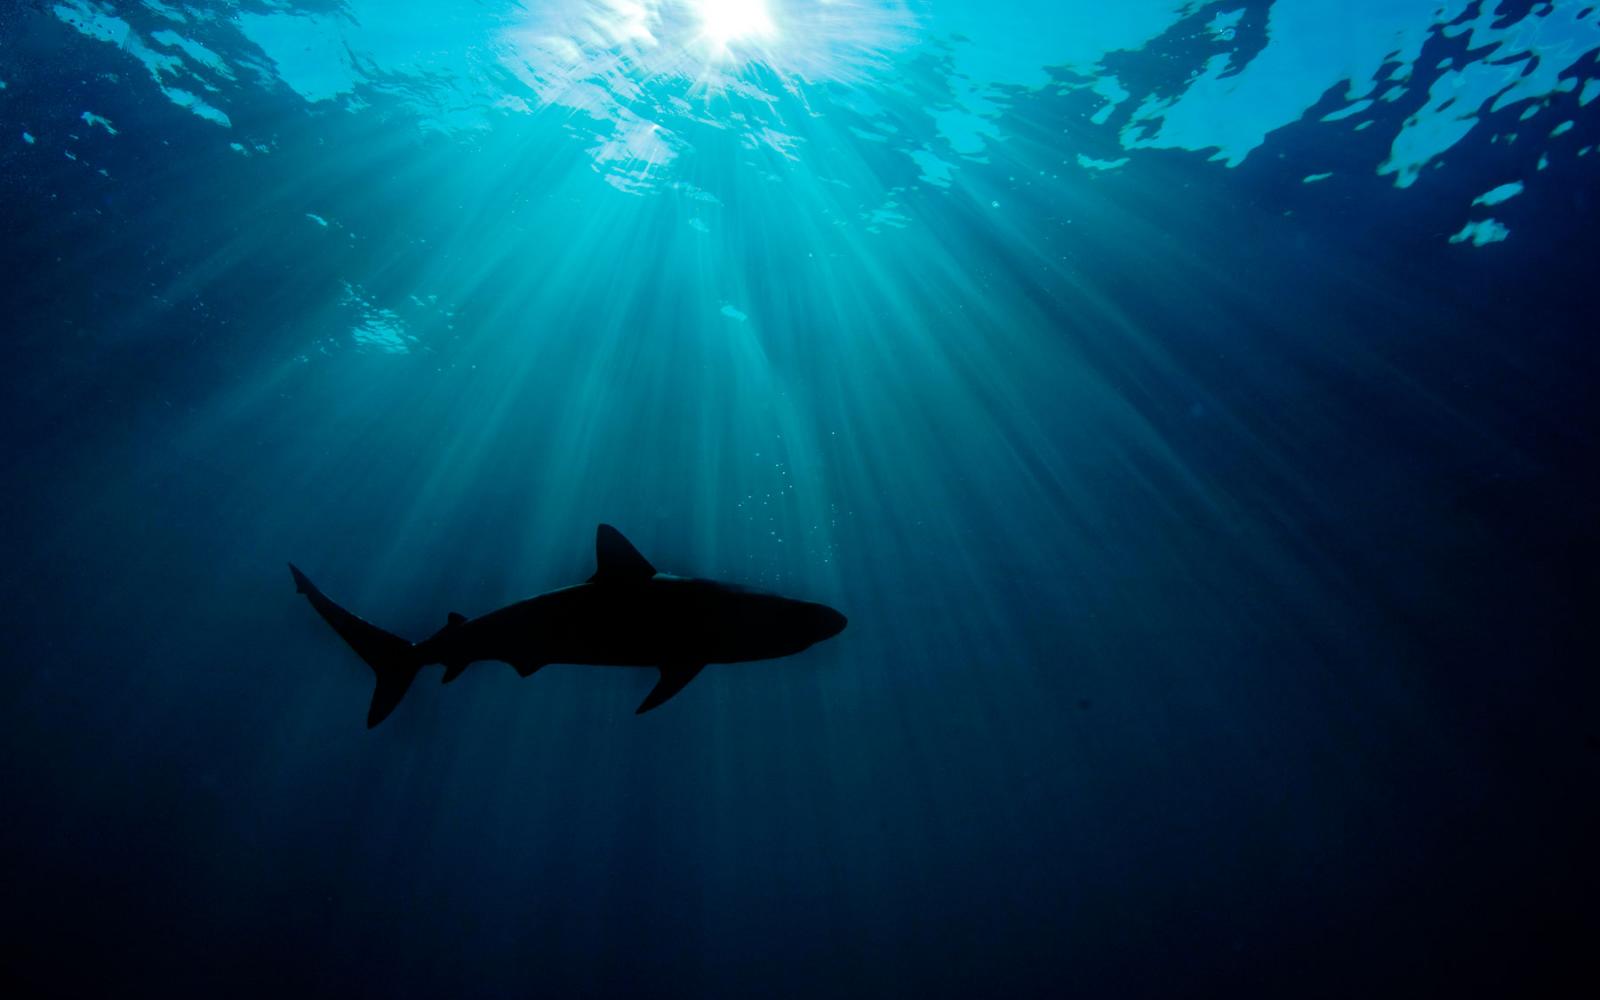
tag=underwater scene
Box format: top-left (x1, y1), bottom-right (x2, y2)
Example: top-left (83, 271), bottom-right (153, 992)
top-left (1, 1), bottom-right (1596, 996)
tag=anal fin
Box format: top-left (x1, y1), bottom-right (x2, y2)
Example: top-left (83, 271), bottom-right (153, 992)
top-left (636, 663), bottom-right (705, 715)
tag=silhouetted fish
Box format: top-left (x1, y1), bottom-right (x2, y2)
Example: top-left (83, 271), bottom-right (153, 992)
top-left (291, 524), bottom-right (846, 726)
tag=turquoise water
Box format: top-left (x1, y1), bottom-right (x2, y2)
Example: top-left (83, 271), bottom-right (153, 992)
top-left (2, 2), bottom-right (1597, 995)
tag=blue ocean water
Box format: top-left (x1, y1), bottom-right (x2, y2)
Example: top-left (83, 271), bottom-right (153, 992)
top-left (2, 1), bottom-right (1596, 995)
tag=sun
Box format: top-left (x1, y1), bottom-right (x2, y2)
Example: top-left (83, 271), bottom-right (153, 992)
top-left (694, 0), bottom-right (777, 50)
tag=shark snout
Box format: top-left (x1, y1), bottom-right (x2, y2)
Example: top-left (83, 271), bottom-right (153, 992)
top-left (812, 604), bottom-right (848, 641)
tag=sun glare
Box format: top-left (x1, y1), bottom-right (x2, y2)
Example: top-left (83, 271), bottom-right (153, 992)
top-left (695, 0), bottom-right (777, 50)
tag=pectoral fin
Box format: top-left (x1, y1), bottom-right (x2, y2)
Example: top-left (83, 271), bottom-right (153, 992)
top-left (636, 663), bottom-right (705, 715)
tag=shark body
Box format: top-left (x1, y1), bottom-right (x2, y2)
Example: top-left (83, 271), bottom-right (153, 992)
top-left (291, 524), bottom-right (847, 726)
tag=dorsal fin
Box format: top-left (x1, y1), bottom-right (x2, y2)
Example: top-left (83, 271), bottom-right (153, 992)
top-left (590, 524), bottom-right (656, 582)
top-left (447, 612), bottom-right (466, 626)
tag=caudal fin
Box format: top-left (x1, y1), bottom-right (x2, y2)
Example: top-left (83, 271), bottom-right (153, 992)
top-left (290, 564), bottom-right (421, 728)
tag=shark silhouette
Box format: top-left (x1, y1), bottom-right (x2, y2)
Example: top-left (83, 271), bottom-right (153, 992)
top-left (291, 524), bottom-right (847, 727)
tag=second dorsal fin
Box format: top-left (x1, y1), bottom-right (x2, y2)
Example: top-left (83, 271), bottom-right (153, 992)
top-left (590, 524), bottom-right (656, 582)
top-left (447, 612), bottom-right (466, 626)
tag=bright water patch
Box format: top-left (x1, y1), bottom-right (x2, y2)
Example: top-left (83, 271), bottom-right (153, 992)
top-left (80, 110), bottom-right (117, 134)
top-left (235, 11), bottom-right (360, 105)
top-left (1449, 217), bottom-right (1511, 246)
top-left (1472, 181), bottom-right (1524, 207)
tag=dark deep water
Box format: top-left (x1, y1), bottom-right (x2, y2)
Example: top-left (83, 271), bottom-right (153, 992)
top-left (2, 2), bottom-right (1597, 996)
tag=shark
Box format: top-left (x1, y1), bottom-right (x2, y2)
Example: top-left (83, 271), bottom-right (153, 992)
top-left (290, 524), bottom-right (847, 727)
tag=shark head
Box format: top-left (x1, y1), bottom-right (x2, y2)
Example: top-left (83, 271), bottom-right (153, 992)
top-left (754, 595), bottom-right (848, 657)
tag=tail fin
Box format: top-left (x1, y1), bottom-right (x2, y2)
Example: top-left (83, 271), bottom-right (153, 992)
top-left (290, 564), bottom-right (421, 728)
